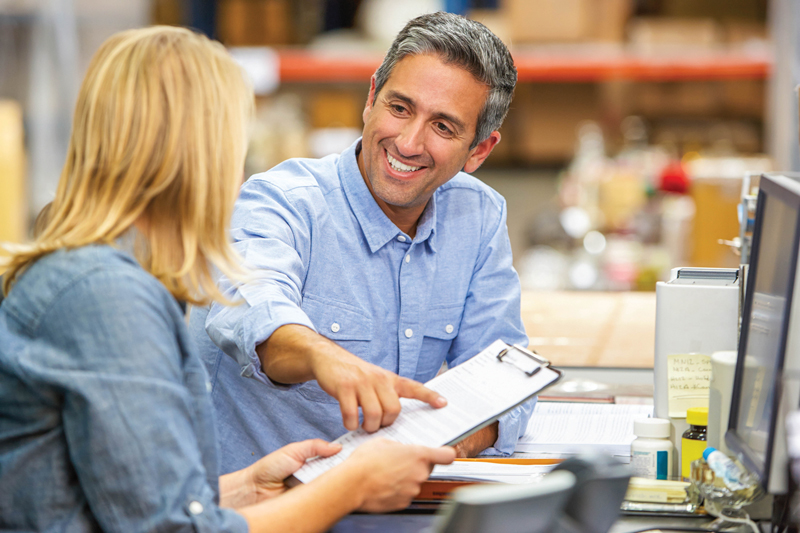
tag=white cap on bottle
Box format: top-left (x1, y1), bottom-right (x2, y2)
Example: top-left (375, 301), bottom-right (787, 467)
top-left (634, 418), bottom-right (670, 438)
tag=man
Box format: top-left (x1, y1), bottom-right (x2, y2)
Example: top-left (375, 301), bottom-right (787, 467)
top-left (189, 11), bottom-right (533, 474)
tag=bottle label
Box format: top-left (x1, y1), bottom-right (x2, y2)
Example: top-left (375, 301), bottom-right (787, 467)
top-left (682, 437), bottom-right (707, 481)
top-left (631, 449), bottom-right (669, 480)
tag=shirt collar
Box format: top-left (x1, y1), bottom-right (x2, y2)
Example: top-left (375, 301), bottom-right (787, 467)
top-left (339, 139), bottom-right (438, 254)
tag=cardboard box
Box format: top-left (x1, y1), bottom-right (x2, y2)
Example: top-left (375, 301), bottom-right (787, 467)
top-left (504, 0), bottom-right (631, 43)
top-left (723, 20), bottom-right (768, 44)
top-left (217, 0), bottom-right (293, 46)
top-left (628, 17), bottom-right (721, 52)
top-left (308, 90), bottom-right (363, 129)
top-left (650, 119), bottom-right (763, 155)
top-left (721, 80), bottom-right (764, 118)
top-left (505, 0), bottom-right (589, 43)
top-left (628, 81), bottom-right (722, 117)
top-left (511, 83), bottom-right (600, 163)
top-left (689, 177), bottom-right (741, 268)
top-left (660, 0), bottom-right (765, 20)
top-left (150, 0), bottom-right (183, 26)
top-left (589, 0), bottom-right (633, 42)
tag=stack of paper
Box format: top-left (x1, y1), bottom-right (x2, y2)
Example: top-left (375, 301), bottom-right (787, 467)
top-left (430, 461), bottom-right (556, 484)
top-left (515, 402), bottom-right (654, 461)
top-left (625, 477), bottom-right (690, 503)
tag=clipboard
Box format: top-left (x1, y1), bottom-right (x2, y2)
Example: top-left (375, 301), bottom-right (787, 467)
top-left (446, 344), bottom-right (561, 446)
top-left (291, 339), bottom-right (562, 485)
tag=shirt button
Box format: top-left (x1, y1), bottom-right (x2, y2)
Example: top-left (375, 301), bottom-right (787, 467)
top-left (189, 501), bottom-right (204, 515)
top-left (397, 235), bottom-right (406, 242)
top-left (445, 324), bottom-right (454, 334)
top-left (404, 255), bottom-right (410, 263)
top-left (206, 381), bottom-right (213, 393)
top-left (405, 328), bottom-right (413, 338)
top-left (331, 323), bottom-right (341, 333)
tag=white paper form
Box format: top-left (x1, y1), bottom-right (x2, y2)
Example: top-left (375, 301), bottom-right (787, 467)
top-left (430, 462), bottom-right (556, 484)
top-left (516, 402), bottom-right (654, 456)
top-left (293, 340), bottom-right (560, 483)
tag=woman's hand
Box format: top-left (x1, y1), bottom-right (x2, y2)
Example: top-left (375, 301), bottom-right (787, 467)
top-left (236, 439), bottom-right (454, 533)
top-left (220, 439), bottom-right (341, 508)
top-left (338, 438), bottom-right (456, 512)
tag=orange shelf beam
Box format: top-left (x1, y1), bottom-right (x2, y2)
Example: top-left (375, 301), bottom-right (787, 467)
top-left (277, 49), bottom-right (771, 84)
top-left (278, 50), bottom-right (383, 82)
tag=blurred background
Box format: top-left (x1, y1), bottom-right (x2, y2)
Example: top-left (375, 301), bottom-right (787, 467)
top-left (1, 0), bottom-right (798, 366)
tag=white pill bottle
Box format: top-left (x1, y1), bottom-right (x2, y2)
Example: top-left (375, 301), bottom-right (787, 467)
top-left (630, 418), bottom-right (673, 480)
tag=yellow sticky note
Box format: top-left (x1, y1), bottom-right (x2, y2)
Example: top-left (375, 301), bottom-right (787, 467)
top-left (667, 353), bottom-right (711, 418)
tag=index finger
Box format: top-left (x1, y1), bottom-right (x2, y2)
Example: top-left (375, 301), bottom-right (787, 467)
top-left (417, 445), bottom-right (457, 466)
top-left (394, 377), bottom-right (447, 408)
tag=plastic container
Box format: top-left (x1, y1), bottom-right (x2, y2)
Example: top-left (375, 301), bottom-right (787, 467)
top-left (702, 447), bottom-right (747, 491)
top-left (631, 418), bottom-right (673, 480)
top-left (681, 407), bottom-right (708, 481)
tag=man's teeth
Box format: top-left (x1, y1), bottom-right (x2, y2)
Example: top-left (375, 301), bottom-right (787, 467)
top-left (387, 153), bottom-right (421, 173)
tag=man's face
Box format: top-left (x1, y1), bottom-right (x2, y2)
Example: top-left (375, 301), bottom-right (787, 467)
top-left (358, 53), bottom-right (500, 224)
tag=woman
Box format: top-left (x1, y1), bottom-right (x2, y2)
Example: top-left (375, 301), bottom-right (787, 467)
top-left (0, 26), bottom-right (454, 532)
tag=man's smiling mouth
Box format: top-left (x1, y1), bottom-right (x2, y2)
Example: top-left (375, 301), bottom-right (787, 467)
top-left (387, 152), bottom-right (422, 173)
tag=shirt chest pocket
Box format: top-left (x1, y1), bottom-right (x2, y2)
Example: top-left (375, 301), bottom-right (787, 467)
top-left (298, 293), bottom-right (373, 404)
top-left (423, 304), bottom-right (463, 341)
top-left (415, 304), bottom-right (464, 381)
top-left (301, 293), bottom-right (373, 342)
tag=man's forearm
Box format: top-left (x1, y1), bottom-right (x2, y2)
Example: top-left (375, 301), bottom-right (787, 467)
top-left (257, 324), bottom-right (447, 432)
top-left (256, 324), bottom-right (332, 384)
top-left (454, 422), bottom-right (499, 458)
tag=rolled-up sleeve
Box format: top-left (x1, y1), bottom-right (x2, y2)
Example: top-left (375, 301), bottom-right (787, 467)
top-left (446, 195), bottom-right (535, 456)
top-left (205, 176), bottom-right (317, 385)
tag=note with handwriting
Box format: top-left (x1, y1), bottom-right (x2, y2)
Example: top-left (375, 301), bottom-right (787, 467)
top-left (667, 353), bottom-right (711, 417)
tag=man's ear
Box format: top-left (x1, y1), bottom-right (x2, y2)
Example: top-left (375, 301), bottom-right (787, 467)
top-left (463, 131), bottom-right (501, 174)
top-left (363, 75), bottom-right (377, 124)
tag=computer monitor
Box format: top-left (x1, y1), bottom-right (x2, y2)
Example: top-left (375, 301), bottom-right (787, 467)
top-left (726, 173), bottom-right (800, 494)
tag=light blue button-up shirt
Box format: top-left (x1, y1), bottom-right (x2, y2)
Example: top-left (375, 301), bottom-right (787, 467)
top-left (190, 139), bottom-right (533, 474)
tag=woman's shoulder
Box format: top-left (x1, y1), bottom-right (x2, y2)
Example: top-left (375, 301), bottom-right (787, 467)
top-left (3, 245), bottom-right (176, 335)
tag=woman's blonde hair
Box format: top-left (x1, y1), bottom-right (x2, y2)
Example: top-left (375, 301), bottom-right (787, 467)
top-left (2, 26), bottom-right (253, 305)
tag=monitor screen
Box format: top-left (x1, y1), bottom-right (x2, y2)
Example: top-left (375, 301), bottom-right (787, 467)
top-left (727, 174), bottom-right (800, 493)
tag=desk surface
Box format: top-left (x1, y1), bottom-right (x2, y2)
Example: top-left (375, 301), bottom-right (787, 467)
top-left (521, 290), bottom-right (656, 368)
top-left (329, 512), bottom-right (718, 533)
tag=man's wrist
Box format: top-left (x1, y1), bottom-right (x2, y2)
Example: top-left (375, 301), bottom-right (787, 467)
top-left (259, 324), bottom-right (323, 384)
top-left (455, 422), bottom-right (499, 458)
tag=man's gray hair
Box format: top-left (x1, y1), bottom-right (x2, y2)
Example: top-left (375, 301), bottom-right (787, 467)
top-left (372, 11), bottom-right (516, 149)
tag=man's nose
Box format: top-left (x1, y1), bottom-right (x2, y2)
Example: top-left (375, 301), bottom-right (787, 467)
top-left (395, 119), bottom-right (425, 158)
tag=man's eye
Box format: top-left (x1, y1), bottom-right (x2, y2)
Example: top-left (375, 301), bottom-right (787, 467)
top-left (435, 122), bottom-right (453, 135)
top-left (392, 105), bottom-right (407, 114)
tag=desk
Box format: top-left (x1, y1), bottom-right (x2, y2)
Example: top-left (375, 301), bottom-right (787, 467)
top-left (325, 366), bottom-right (729, 533)
top-left (521, 290), bottom-right (656, 368)
top-left (328, 512), bottom-right (719, 532)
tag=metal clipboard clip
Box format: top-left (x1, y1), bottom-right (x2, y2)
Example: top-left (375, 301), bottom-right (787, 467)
top-left (496, 344), bottom-right (550, 377)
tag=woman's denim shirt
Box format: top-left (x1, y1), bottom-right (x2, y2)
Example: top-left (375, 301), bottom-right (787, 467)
top-left (0, 245), bottom-right (247, 532)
